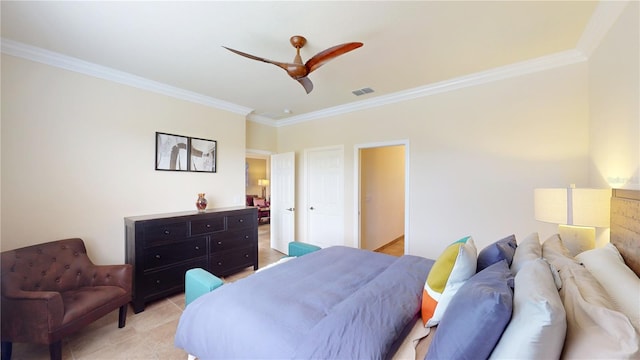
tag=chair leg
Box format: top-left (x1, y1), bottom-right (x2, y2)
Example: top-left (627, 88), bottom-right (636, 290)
top-left (48, 341), bottom-right (62, 360)
top-left (118, 304), bottom-right (127, 328)
top-left (1, 341), bottom-right (12, 360)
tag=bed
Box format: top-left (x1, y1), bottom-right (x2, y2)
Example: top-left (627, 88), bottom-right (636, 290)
top-left (174, 189), bottom-right (640, 359)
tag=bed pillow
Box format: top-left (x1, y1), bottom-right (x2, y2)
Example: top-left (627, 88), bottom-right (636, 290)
top-left (541, 234), bottom-right (575, 266)
top-left (477, 234), bottom-right (517, 272)
top-left (490, 258), bottom-right (566, 359)
top-left (426, 260), bottom-right (513, 360)
top-left (558, 260), bottom-right (640, 358)
top-left (541, 234), bottom-right (577, 289)
top-left (576, 243), bottom-right (640, 333)
top-left (422, 236), bottom-right (477, 327)
top-left (510, 232), bottom-right (541, 274)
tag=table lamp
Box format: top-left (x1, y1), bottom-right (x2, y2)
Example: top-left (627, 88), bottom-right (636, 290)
top-left (534, 186), bottom-right (611, 255)
top-left (258, 179), bottom-right (270, 199)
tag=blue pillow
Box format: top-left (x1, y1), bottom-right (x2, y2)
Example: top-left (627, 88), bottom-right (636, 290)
top-left (426, 260), bottom-right (514, 360)
top-left (477, 234), bottom-right (517, 272)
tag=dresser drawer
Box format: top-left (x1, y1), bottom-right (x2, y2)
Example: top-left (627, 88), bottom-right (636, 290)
top-left (210, 246), bottom-right (257, 276)
top-left (227, 212), bottom-right (255, 230)
top-left (143, 222), bottom-right (188, 247)
top-left (191, 217), bottom-right (224, 235)
top-left (143, 237), bottom-right (207, 270)
top-left (142, 259), bottom-right (207, 298)
top-left (211, 228), bottom-right (255, 251)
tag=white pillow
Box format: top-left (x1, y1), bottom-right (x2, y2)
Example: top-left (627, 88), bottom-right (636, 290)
top-left (541, 234), bottom-right (576, 267)
top-left (490, 258), bottom-right (566, 360)
top-left (541, 234), bottom-right (575, 289)
top-left (576, 243), bottom-right (640, 333)
top-left (510, 232), bottom-right (541, 275)
top-left (559, 261), bottom-right (639, 359)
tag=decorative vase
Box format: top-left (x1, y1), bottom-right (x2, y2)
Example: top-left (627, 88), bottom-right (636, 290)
top-left (196, 193), bottom-right (207, 212)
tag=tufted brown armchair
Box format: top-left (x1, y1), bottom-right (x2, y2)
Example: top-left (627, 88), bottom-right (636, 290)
top-left (1, 238), bottom-right (132, 360)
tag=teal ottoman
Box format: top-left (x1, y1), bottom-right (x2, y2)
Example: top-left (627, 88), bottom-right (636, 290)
top-left (185, 268), bottom-right (224, 307)
top-left (288, 242), bottom-right (321, 257)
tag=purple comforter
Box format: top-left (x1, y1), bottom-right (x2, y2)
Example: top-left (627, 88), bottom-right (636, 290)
top-left (174, 246), bottom-right (434, 359)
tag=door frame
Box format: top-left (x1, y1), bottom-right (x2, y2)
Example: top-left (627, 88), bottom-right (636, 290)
top-left (353, 140), bottom-right (410, 254)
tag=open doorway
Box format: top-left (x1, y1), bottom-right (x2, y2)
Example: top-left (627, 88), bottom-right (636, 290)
top-left (355, 142), bottom-right (408, 256)
top-left (246, 152), bottom-right (282, 264)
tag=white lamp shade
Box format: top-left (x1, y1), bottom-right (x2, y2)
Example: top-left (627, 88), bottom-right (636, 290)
top-left (534, 188), bottom-right (611, 227)
top-left (534, 188), bottom-right (568, 224)
top-left (258, 179), bottom-right (269, 187)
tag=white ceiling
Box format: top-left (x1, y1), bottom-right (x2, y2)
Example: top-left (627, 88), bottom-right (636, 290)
top-left (1, 1), bottom-right (609, 125)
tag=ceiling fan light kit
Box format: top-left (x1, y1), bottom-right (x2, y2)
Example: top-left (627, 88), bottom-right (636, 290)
top-left (223, 35), bottom-right (363, 94)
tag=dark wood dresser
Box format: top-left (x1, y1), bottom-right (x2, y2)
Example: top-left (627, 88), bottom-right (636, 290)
top-left (125, 206), bottom-right (258, 313)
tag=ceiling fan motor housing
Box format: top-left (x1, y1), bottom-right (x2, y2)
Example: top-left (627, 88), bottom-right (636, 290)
top-left (290, 35), bottom-right (307, 49)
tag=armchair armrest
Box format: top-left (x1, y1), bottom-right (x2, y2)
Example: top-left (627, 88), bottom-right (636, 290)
top-left (88, 264), bottom-right (133, 290)
top-left (1, 274), bottom-right (64, 342)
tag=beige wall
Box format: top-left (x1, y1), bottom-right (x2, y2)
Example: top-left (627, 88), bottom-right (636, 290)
top-left (246, 120), bottom-right (277, 153)
top-left (278, 63), bottom-right (590, 259)
top-left (1, 54), bottom-right (248, 264)
top-left (589, 1), bottom-right (639, 190)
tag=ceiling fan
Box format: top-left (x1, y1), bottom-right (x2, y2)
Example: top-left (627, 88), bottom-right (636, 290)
top-left (223, 35), bottom-right (363, 94)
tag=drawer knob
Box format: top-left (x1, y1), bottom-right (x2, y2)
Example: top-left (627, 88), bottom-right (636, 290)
top-left (245, 235), bottom-right (249, 239)
top-left (206, 224), bottom-right (211, 228)
top-left (217, 241), bottom-right (222, 245)
top-left (156, 280), bottom-right (161, 284)
top-left (155, 254), bottom-right (161, 259)
top-left (245, 254), bottom-right (249, 258)
top-left (195, 246), bottom-right (200, 250)
top-left (217, 262), bottom-right (222, 266)
top-left (239, 219), bottom-right (244, 223)
top-left (163, 230), bottom-right (170, 235)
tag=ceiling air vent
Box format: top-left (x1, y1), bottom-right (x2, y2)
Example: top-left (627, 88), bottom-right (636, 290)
top-left (352, 87), bottom-right (374, 96)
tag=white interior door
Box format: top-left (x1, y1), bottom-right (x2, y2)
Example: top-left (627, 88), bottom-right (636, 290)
top-left (270, 152), bottom-right (295, 254)
top-left (306, 146), bottom-right (344, 248)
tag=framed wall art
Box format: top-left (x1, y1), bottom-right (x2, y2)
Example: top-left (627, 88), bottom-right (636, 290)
top-left (189, 137), bottom-right (217, 173)
top-left (155, 132), bottom-right (189, 171)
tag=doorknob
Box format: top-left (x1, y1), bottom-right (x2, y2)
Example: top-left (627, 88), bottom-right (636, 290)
top-left (310, 206), bottom-right (315, 210)
top-left (286, 207), bottom-right (295, 211)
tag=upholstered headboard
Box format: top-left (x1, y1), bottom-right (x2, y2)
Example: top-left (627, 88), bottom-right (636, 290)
top-left (610, 189), bottom-right (640, 277)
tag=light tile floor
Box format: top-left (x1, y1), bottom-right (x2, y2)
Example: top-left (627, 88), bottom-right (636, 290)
top-left (8, 225), bottom-right (402, 359)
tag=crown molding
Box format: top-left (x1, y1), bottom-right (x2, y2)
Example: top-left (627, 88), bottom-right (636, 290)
top-left (272, 1), bottom-right (622, 127)
top-left (275, 49), bottom-right (587, 127)
top-left (1, 38), bottom-right (254, 117)
top-left (246, 112), bottom-right (279, 127)
top-left (576, 0), bottom-right (630, 57)
top-left (2, 0), bottom-right (619, 128)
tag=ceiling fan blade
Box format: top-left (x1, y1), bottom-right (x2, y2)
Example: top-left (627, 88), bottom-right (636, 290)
top-left (305, 42), bottom-right (363, 74)
top-left (223, 46), bottom-right (308, 79)
top-left (223, 46), bottom-right (290, 71)
top-left (297, 77), bottom-right (314, 94)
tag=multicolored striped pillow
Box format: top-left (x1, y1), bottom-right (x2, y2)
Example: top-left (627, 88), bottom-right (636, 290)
top-left (422, 236), bottom-right (477, 327)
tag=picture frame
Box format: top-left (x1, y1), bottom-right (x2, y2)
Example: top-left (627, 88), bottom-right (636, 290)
top-left (155, 132), bottom-right (189, 171)
top-left (189, 136), bottom-right (217, 173)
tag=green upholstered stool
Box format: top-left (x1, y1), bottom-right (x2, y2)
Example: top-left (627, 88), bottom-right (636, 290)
top-left (185, 268), bottom-right (224, 307)
top-left (288, 242), bottom-right (321, 257)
